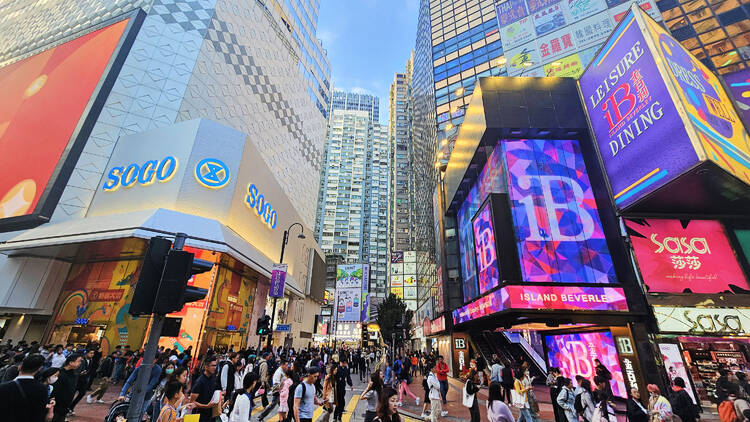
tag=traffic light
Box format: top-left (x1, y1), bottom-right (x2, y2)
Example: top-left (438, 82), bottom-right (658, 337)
top-left (362, 325), bottom-right (368, 341)
top-left (130, 238), bottom-right (172, 316)
top-left (153, 250), bottom-right (212, 315)
top-left (257, 315), bottom-right (271, 335)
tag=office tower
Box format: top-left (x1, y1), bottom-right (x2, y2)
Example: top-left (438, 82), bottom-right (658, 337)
top-left (272, 0), bottom-right (332, 117)
top-left (315, 104), bottom-right (390, 305)
top-left (389, 54), bottom-right (415, 253)
top-left (329, 90), bottom-right (380, 124)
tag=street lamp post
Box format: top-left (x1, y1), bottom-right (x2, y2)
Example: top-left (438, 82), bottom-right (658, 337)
top-left (267, 222), bottom-right (305, 350)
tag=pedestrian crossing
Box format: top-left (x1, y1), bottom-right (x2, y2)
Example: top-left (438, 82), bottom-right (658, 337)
top-left (251, 392), bottom-right (362, 422)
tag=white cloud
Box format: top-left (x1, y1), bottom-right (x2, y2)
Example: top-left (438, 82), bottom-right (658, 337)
top-left (350, 86), bottom-right (374, 95)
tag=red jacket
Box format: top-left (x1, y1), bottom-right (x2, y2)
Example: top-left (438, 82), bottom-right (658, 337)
top-left (436, 362), bottom-right (449, 381)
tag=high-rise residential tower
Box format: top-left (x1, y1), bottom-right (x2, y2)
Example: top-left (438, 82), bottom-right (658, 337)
top-left (389, 54), bottom-right (415, 253)
top-left (315, 101), bottom-right (390, 306)
top-left (329, 90), bottom-right (380, 124)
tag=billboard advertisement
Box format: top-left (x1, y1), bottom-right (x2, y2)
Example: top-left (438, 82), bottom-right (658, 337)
top-left (473, 201), bottom-right (500, 294)
top-left (502, 139), bottom-right (616, 284)
top-left (565, 0), bottom-right (607, 21)
top-left (0, 18), bottom-right (132, 226)
top-left (336, 264), bottom-right (364, 288)
top-left (654, 306), bottom-right (750, 336)
top-left (544, 53), bottom-right (583, 77)
top-left (545, 331), bottom-right (627, 398)
top-left (532, 2), bottom-right (567, 37)
top-left (659, 343), bottom-right (697, 404)
top-left (269, 263), bottom-right (287, 298)
top-left (335, 287), bottom-right (362, 322)
top-left (499, 16), bottom-right (537, 51)
top-left (579, 10), bottom-right (697, 210)
top-left (536, 27), bottom-right (577, 64)
top-left (497, 0), bottom-right (530, 27)
top-left (336, 263), bottom-right (367, 322)
top-left (724, 69), bottom-right (750, 127)
top-left (571, 11), bottom-right (614, 49)
top-left (506, 43), bottom-right (543, 76)
top-left (643, 14), bottom-right (750, 188)
top-left (452, 285), bottom-right (628, 324)
top-left (625, 219), bottom-right (749, 294)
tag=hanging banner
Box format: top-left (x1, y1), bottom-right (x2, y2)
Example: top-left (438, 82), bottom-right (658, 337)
top-left (269, 263), bottom-right (287, 298)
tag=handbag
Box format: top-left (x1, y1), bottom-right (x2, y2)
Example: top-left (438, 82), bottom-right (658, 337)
top-left (462, 383), bottom-right (476, 408)
top-left (511, 389), bottom-right (526, 409)
top-left (529, 389), bottom-right (540, 413)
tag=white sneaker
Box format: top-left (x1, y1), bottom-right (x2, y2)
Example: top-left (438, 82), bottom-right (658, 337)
top-left (398, 401), bottom-right (403, 407)
top-left (421, 413), bottom-right (428, 418)
top-left (415, 398), bottom-right (420, 405)
top-left (97, 400), bottom-right (105, 404)
top-left (441, 411), bottom-right (449, 416)
top-left (86, 395), bottom-right (93, 404)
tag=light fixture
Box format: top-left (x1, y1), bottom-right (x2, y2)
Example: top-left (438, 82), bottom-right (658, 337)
top-left (456, 87), bottom-right (465, 95)
top-left (445, 123), bottom-right (454, 130)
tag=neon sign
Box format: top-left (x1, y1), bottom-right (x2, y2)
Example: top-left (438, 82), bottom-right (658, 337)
top-left (103, 156), bottom-right (178, 191)
top-left (245, 183), bottom-right (278, 229)
top-left (194, 158), bottom-right (230, 188)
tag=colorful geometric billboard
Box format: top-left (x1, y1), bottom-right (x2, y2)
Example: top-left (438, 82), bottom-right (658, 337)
top-left (336, 264), bottom-right (368, 322)
top-left (625, 219), bottom-right (749, 294)
top-left (0, 19), bottom-right (131, 226)
top-left (579, 11), bottom-right (696, 210)
top-left (545, 331), bottom-right (627, 398)
top-left (643, 14), bottom-right (750, 188)
top-left (502, 139), bottom-right (616, 284)
top-left (473, 201), bottom-right (500, 294)
top-left (723, 69), bottom-right (750, 127)
top-left (452, 284), bottom-right (628, 324)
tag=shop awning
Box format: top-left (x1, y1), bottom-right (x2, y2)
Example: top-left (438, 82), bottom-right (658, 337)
top-left (0, 208), bottom-right (293, 287)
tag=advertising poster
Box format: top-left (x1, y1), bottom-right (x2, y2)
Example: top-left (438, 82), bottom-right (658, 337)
top-left (207, 258), bottom-right (255, 335)
top-left (506, 43), bottom-right (543, 76)
top-left (404, 275), bottom-right (417, 286)
top-left (336, 264), bottom-right (364, 288)
top-left (659, 343), bottom-right (698, 404)
top-left (536, 27), bottom-right (577, 63)
top-left (335, 287), bottom-right (362, 321)
top-left (544, 53), bottom-right (584, 77)
top-left (579, 11), bottom-right (697, 210)
top-left (405, 251), bottom-right (417, 262)
top-left (503, 139), bottom-right (616, 284)
top-left (390, 274), bottom-right (404, 287)
top-left (609, 0), bottom-right (662, 22)
top-left (0, 19), bottom-right (129, 222)
top-left (625, 219), bottom-right (749, 293)
top-left (52, 239), bottom-right (149, 355)
top-left (571, 11), bottom-right (614, 49)
top-left (458, 185), bottom-right (481, 301)
top-left (391, 263), bottom-right (403, 275)
top-left (405, 262), bottom-right (417, 274)
top-left (532, 3), bottom-right (566, 37)
top-left (473, 202), bottom-right (500, 294)
top-left (497, 0), bottom-right (530, 26)
top-left (391, 251), bottom-right (404, 263)
top-left (723, 69), bottom-right (750, 126)
top-left (269, 263), bottom-right (287, 298)
top-left (500, 16), bottom-right (537, 51)
top-left (546, 331), bottom-right (627, 398)
top-left (391, 287), bottom-right (404, 298)
top-left (565, 0), bottom-right (607, 21)
top-left (528, 0), bottom-right (563, 13)
top-left (644, 15), bottom-right (750, 187)
top-left (404, 286), bottom-right (418, 299)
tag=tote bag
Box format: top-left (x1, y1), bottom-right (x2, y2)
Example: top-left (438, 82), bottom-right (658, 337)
top-left (462, 383), bottom-right (475, 408)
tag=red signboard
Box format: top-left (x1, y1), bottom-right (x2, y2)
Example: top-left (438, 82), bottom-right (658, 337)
top-left (88, 289), bottom-right (124, 302)
top-left (626, 219), bottom-right (749, 294)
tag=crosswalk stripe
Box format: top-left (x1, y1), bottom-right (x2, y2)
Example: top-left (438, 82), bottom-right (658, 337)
top-left (312, 404), bottom-right (324, 421)
top-left (341, 394), bottom-right (360, 422)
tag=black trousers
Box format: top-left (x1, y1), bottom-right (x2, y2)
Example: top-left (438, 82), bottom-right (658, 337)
top-left (502, 383), bottom-right (514, 404)
top-left (70, 385), bottom-right (88, 410)
top-left (258, 392), bottom-right (280, 419)
top-left (334, 386), bottom-right (346, 420)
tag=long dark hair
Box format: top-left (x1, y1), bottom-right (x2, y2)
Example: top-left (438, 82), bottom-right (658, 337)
top-left (370, 371), bottom-right (383, 394)
top-left (488, 381), bottom-right (503, 407)
top-left (376, 387), bottom-right (401, 420)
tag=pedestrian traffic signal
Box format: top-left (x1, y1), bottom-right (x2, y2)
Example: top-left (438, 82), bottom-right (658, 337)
top-left (129, 237), bottom-right (172, 316)
top-left (153, 250), bottom-right (212, 315)
top-left (257, 315), bottom-right (271, 335)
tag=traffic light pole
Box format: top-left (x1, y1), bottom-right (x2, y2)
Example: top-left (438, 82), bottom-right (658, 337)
top-left (126, 233), bottom-right (186, 422)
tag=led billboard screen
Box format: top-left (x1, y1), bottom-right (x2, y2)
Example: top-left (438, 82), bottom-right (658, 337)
top-left (579, 11), bottom-right (696, 210)
top-left (546, 331), bottom-right (627, 398)
top-left (502, 139), bottom-right (615, 284)
top-left (625, 219), bottom-right (749, 294)
top-left (473, 201), bottom-right (500, 294)
top-left (336, 264), bottom-right (367, 321)
top-left (724, 69), bottom-right (750, 126)
top-left (0, 19), bottom-right (130, 224)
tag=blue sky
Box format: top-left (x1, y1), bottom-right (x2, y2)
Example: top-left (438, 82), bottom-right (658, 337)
top-left (317, 0), bottom-right (419, 124)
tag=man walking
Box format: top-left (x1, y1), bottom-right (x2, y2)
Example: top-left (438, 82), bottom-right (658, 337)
top-left (257, 353), bottom-right (271, 408)
top-left (69, 349), bottom-right (94, 414)
top-left (87, 351), bottom-right (115, 404)
top-left (190, 356), bottom-right (222, 422)
top-left (334, 358), bottom-right (353, 422)
top-left (51, 354), bottom-right (82, 422)
top-left (294, 367), bottom-right (322, 422)
top-left (0, 354), bottom-right (54, 422)
top-left (257, 358), bottom-right (288, 421)
top-left (435, 355), bottom-right (449, 405)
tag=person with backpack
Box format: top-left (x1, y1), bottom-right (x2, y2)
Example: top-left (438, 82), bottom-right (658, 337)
top-left (670, 377), bottom-right (698, 422)
top-left (257, 358), bottom-right (288, 420)
top-left (278, 369), bottom-right (294, 422)
top-left (556, 377), bottom-right (578, 422)
top-left (575, 378), bottom-right (596, 422)
top-left (334, 358), bottom-right (353, 421)
top-left (228, 372), bottom-right (259, 422)
top-left (0, 353), bottom-right (54, 422)
top-left (294, 366), bottom-right (322, 422)
top-left (426, 364), bottom-right (445, 422)
top-left (396, 356), bottom-right (418, 407)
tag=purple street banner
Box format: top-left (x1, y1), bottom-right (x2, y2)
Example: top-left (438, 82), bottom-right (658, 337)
top-left (269, 263), bottom-right (287, 298)
top-left (579, 9), bottom-right (697, 210)
top-left (724, 68), bottom-right (750, 127)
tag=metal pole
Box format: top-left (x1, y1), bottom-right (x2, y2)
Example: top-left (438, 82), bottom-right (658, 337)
top-left (126, 232), bottom-right (186, 422)
top-left (267, 230), bottom-right (288, 350)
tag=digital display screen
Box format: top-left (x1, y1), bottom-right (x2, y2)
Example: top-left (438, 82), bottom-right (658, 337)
top-left (546, 331), bottom-right (627, 398)
top-left (0, 19), bottom-right (129, 222)
top-left (503, 139), bottom-right (615, 284)
top-left (473, 201), bottom-right (500, 294)
top-left (626, 219), bottom-right (749, 294)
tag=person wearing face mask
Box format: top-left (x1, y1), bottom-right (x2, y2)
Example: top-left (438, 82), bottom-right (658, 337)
top-left (156, 381), bottom-right (186, 422)
top-left (150, 362), bottom-right (177, 420)
top-left (39, 367), bottom-right (60, 398)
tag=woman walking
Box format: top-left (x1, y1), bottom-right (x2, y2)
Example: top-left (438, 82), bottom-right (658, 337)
top-left (514, 367), bottom-right (539, 422)
top-left (464, 369), bottom-right (481, 422)
top-left (362, 371), bottom-right (383, 422)
top-left (555, 377), bottom-right (577, 422)
top-left (397, 360), bottom-right (419, 407)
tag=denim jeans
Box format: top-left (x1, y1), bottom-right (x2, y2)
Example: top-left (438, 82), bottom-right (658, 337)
top-left (439, 380), bottom-right (448, 404)
top-left (517, 407), bottom-right (539, 422)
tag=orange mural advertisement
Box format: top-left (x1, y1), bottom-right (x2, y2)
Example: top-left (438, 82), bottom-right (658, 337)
top-left (51, 238), bottom-right (148, 355)
top-left (158, 248), bottom-right (217, 355)
top-left (206, 256), bottom-right (257, 336)
top-left (0, 19), bottom-right (129, 221)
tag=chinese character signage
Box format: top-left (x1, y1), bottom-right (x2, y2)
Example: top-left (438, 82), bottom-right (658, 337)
top-left (579, 9), bottom-right (696, 210)
top-left (537, 27), bottom-right (577, 63)
top-left (567, 0), bottom-right (607, 20)
top-left (497, 0), bottom-right (530, 26)
top-left (625, 219), bottom-right (749, 294)
top-left (571, 11), bottom-right (613, 49)
top-left (528, 0), bottom-right (563, 13)
top-left (506, 43), bottom-right (543, 76)
top-left (269, 263), bottom-right (287, 298)
top-left (500, 16), bottom-right (537, 51)
top-left (533, 3), bottom-right (567, 36)
top-left (472, 201), bottom-right (500, 294)
top-left (544, 53), bottom-right (583, 77)
top-left (503, 139), bottom-right (616, 283)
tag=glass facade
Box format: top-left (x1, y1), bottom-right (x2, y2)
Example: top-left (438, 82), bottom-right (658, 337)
top-left (389, 54), bottom-right (415, 253)
top-left (656, 0), bottom-right (750, 74)
top-left (329, 90), bottom-right (380, 124)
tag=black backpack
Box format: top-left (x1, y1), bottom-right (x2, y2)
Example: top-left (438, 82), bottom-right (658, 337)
top-left (287, 382), bottom-right (305, 415)
top-left (574, 391), bottom-right (585, 414)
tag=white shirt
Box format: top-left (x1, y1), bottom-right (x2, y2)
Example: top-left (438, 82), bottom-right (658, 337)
top-left (229, 392), bottom-right (252, 422)
top-left (234, 367), bottom-right (246, 392)
top-left (220, 363), bottom-right (231, 390)
top-left (427, 373), bottom-right (442, 401)
top-left (51, 353), bottom-right (66, 368)
top-left (272, 366), bottom-right (284, 386)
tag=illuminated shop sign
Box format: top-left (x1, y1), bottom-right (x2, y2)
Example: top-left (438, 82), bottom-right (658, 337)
top-left (654, 306), bottom-right (750, 336)
top-left (194, 158), bottom-right (230, 188)
top-left (626, 219), bottom-right (749, 294)
top-left (452, 285), bottom-right (628, 324)
top-left (103, 156), bottom-right (178, 191)
top-left (245, 183), bottom-right (278, 229)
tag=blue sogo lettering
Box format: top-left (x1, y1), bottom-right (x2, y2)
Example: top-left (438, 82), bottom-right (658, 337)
top-left (102, 156), bottom-right (178, 191)
top-left (245, 183), bottom-right (277, 229)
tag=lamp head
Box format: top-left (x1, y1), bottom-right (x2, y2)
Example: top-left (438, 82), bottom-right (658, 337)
top-left (298, 232), bottom-right (306, 239)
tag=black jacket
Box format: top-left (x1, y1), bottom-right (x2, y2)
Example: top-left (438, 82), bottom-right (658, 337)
top-left (97, 356), bottom-right (114, 378)
top-left (502, 367), bottom-right (514, 386)
top-left (670, 389), bottom-right (697, 422)
top-left (51, 368), bottom-right (78, 410)
top-left (626, 398), bottom-right (649, 422)
top-left (0, 378), bottom-right (50, 422)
